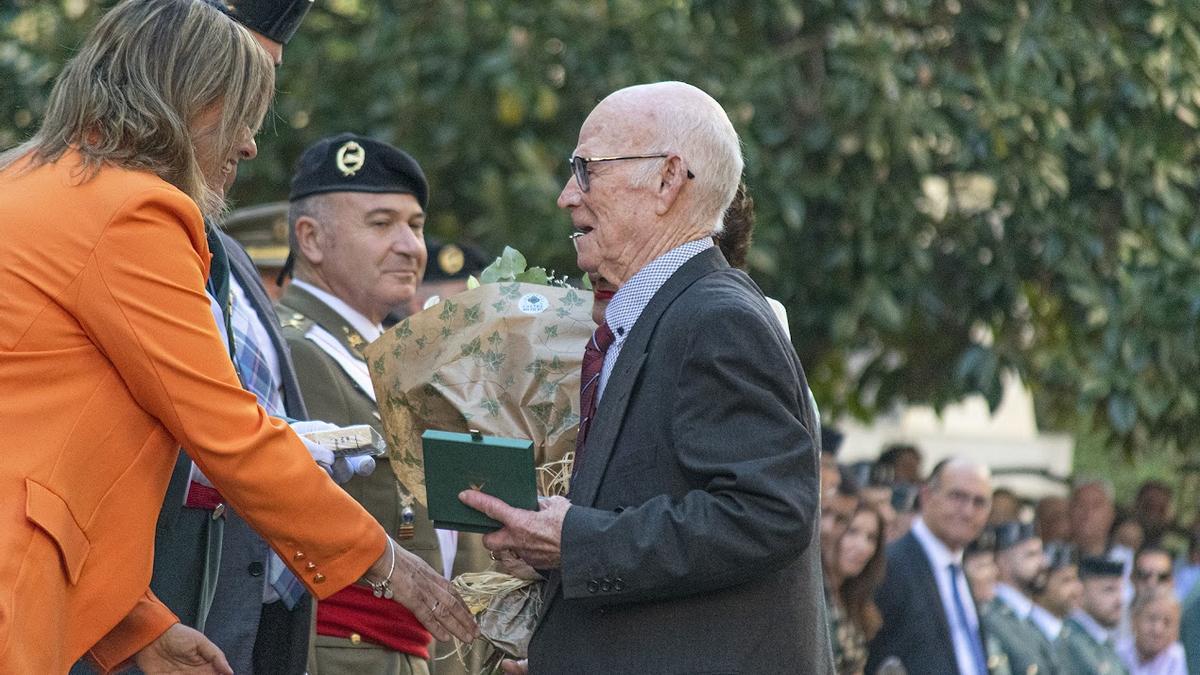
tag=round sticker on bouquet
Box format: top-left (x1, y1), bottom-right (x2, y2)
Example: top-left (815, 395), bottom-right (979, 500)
top-left (519, 292), bottom-right (549, 315)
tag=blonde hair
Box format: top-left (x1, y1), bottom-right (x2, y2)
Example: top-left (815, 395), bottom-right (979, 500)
top-left (0, 0), bottom-right (274, 217)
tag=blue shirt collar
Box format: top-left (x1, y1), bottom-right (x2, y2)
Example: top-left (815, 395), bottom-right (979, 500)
top-left (604, 238), bottom-right (713, 339)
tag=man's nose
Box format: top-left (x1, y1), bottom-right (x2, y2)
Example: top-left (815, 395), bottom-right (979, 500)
top-left (557, 176), bottom-right (581, 209)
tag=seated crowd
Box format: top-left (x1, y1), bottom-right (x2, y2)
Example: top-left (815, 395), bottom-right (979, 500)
top-left (820, 431), bottom-right (1200, 675)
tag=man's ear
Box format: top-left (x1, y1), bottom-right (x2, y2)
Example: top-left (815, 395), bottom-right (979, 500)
top-left (295, 215), bottom-right (325, 266)
top-left (653, 154), bottom-right (690, 216)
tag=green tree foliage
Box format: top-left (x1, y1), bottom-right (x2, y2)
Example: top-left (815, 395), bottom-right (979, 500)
top-left (5, 0), bottom-right (1200, 460)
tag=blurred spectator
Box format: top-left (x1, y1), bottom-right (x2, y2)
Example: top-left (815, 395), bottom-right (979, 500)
top-left (1058, 556), bottom-right (1129, 675)
top-left (1113, 514), bottom-right (1146, 558)
top-left (1134, 481), bottom-right (1176, 550)
top-left (822, 474), bottom-right (860, 558)
top-left (985, 521), bottom-right (1058, 675)
top-left (867, 458), bottom-right (992, 675)
top-left (878, 443), bottom-right (923, 486)
top-left (888, 483), bottom-right (920, 544)
top-left (850, 462), bottom-right (897, 540)
top-left (964, 532), bottom-right (999, 605)
top-left (1119, 588), bottom-right (1186, 675)
top-left (1173, 519), bottom-right (1200, 601)
top-left (1035, 495), bottom-right (1071, 544)
top-left (820, 427), bottom-right (845, 503)
top-left (1031, 543), bottom-right (1083, 642)
top-left (989, 487), bottom-right (1022, 526)
top-left (1070, 478), bottom-right (1117, 557)
top-left (1133, 547), bottom-right (1176, 600)
top-left (823, 504), bottom-right (887, 675)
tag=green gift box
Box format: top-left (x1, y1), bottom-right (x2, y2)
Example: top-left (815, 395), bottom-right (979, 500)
top-left (421, 429), bottom-right (538, 533)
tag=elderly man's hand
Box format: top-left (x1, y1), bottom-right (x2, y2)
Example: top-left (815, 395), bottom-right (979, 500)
top-left (134, 623), bottom-right (232, 674)
top-left (458, 491), bottom-right (570, 569)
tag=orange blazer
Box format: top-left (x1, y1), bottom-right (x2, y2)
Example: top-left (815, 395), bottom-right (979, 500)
top-left (0, 152), bottom-right (387, 673)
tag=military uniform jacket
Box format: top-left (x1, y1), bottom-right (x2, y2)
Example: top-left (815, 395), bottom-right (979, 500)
top-left (981, 597), bottom-right (1062, 675)
top-left (277, 285), bottom-right (442, 603)
top-left (1057, 616), bottom-right (1127, 675)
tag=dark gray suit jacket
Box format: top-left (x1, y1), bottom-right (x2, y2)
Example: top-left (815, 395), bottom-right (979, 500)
top-left (529, 248), bottom-right (833, 674)
top-left (146, 233), bottom-right (311, 674)
top-left (867, 530), bottom-right (980, 675)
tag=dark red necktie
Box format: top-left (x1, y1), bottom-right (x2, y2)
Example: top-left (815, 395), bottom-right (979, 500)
top-left (575, 321), bottom-right (616, 460)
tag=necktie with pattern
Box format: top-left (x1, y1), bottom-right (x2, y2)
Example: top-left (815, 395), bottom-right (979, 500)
top-left (573, 321), bottom-right (616, 475)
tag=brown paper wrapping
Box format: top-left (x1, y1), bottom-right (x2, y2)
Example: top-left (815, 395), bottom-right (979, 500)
top-left (364, 281), bottom-right (593, 505)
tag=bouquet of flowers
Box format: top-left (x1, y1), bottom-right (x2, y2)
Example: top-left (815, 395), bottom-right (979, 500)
top-left (365, 247), bottom-right (592, 670)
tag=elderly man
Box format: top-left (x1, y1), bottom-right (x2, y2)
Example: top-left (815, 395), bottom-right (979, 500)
top-left (277, 134), bottom-right (444, 675)
top-left (460, 81), bottom-right (830, 673)
top-left (868, 458), bottom-right (993, 675)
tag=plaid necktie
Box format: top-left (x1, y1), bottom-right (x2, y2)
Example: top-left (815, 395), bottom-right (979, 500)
top-left (229, 295), bottom-right (306, 610)
top-left (574, 321), bottom-right (615, 467)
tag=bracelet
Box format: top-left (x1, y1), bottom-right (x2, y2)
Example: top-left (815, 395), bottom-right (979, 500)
top-left (365, 539), bottom-right (396, 599)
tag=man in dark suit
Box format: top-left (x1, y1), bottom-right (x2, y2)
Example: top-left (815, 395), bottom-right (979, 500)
top-left (867, 458), bottom-right (994, 675)
top-left (461, 81), bottom-right (832, 673)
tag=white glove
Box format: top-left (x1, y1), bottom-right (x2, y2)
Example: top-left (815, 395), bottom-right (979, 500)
top-left (290, 420), bottom-right (377, 484)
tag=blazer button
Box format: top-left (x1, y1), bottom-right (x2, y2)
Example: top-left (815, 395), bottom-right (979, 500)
top-left (613, 577), bottom-right (625, 591)
top-left (294, 551), bottom-right (306, 561)
top-left (314, 573), bottom-right (326, 583)
top-left (306, 562), bottom-right (317, 570)
top-left (586, 580), bottom-right (599, 594)
top-left (600, 580), bottom-right (612, 592)
top-left (248, 561), bottom-right (264, 577)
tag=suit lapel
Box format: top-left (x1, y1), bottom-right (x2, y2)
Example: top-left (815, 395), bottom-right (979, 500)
top-left (569, 248), bottom-right (727, 508)
top-left (902, 533), bottom-right (958, 659)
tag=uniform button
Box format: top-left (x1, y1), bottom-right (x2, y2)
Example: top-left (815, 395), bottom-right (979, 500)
top-left (349, 633), bottom-right (362, 645)
top-left (314, 573), bottom-right (326, 583)
top-left (613, 577), bottom-right (625, 591)
top-left (586, 580), bottom-right (599, 594)
top-left (294, 552), bottom-right (306, 561)
top-left (248, 561), bottom-right (264, 577)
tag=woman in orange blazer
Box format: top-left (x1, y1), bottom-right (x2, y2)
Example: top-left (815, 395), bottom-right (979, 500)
top-left (0, 3), bottom-right (475, 672)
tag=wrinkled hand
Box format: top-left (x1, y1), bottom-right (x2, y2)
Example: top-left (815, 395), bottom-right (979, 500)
top-left (134, 623), bottom-right (232, 675)
top-left (493, 549), bottom-right (543, 581)
top-left (290, 420), bottom-right (376, 484)
top-left (459, 491), bottom-right (570, 569)
top-left (500, 658), bottom-right (529, 674)
top-left (384, 542), bottom-right (480, 644)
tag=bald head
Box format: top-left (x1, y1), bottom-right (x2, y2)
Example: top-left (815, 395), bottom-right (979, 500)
top-left (921, 458), bottom-right (992, 551)
top-left (591, 82), bottom-right (743, 231)
top-left (561, 81), bottom-right (744, 284)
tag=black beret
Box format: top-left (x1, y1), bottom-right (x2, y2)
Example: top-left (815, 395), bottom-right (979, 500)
top-left (1079, 556), bottom-right (1125, 579)
top-left (424, 239), bottom-right (490, 282)
top-left (992, 521), bottom-right (1038, 551)
top-left (289, 133), bottom-right (428, 209)
top-left (1044, 542), bottom-right (1077, 571)
top-left (205, 0), bottom-right (314, 45)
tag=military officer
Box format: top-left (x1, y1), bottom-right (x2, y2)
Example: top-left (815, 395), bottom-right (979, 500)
top-left (983, 521), bottom-right (1062, 675)
top-left (277, 133), bottom-right (443, 675)
top-left (1030, 543), bottom-right (1083, 645)
top-left (1058, 557), bottom-right (1130, 675)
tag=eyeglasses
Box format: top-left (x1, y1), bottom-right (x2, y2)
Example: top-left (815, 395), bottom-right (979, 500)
top-left (1134, 569), bottom-right (1172, 583)
top-left (567, 153), bottom-right (694, 192)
